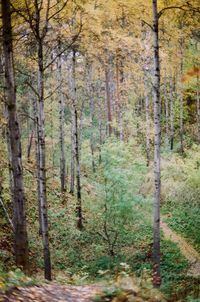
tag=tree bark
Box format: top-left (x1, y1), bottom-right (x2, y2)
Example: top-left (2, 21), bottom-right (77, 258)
top-left (164, 72), bottom-right (169, 148)
top-left (37, 38), bottom-right (51, 280)
top-left (144, 75), bottom-right (151, 166)
top-left (27, 129), bottom-right (34, 162)
top-left (152, 0), bottom-right (161, 288)
top-left (116, 57), bottom-right (123, 141)
top-left (179, 43), bottom-right (184, 154)
top-left (170, 75), bottom-right (174, 150)
top-left (196, 72), bottom-right (200, 144)
top-left (86, 63), bottom-right (96, 173)
top-left (2, 0), bottom-right (29, 271)
top-left (71, 51), bottom-right (83, 229)
top-left (57, 47), bottom-right (66, 193)
top-left (105, 60), bottom-right (112, 136)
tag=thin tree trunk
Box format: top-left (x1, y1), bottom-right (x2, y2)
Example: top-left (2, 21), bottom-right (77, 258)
top-left (144, 75), bottom-right (151, 166)
top-left (152, 0), bottom-right (161, 288)
top-left (196, 72), bottom-right (200, 144)
top-left (69, 121), bottom-right (75, 194)
top-left (97, 84), bottom-right (103, 164)
top-left (116, 58), bottom-right (123, 141)
top-left (105, 61), bottom-right (112, 136)
top-left (27, 129), bottom-right (34, 162)
top-left (57, 48), bottom-right (66, 193)
top-left (170, 75), bottom-right (174, 150)
top-left (71, 51), bottom-right (83, 229)
top-left (32, 95), bottom-right (42, 235)
top-left (179, 44), bottom-right (184, 154)
top-left (37, 38), bottom-right (51, 280)
top-left (2, 0), bottom-right (29, 271)
top-left (87, 63), bottom-right (96, 173)
top-left (164, 72), bottom-right (169, 148)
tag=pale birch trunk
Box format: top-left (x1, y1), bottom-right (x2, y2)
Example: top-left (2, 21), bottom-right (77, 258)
top-left (152, 0), bottom-right (161, 287)
top-left (2, 0), bottom-right (29, 270)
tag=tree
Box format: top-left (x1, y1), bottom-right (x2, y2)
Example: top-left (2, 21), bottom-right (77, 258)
top-left (152, 0), bottom-right (161, 288)
top-left (1, 0), bottom-right (29, 271)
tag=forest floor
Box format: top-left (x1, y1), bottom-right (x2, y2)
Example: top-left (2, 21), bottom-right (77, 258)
top-left (0, 284), bottom-right (103, 302)
top-left (161, 219), bottom-right (200, 276)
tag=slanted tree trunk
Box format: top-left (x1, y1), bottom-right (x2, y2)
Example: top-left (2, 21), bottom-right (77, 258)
top-left (196, 72), bottom-right (200, 144)
top-left (152, 0), bottom-right (161, 288)
top-left (2, 0), bottom-right (29, 271)
top-left (170, 75), bottom-right (174, 150)
top-left (27, 129), bottom-right (34, 162)
top-left (57, 47), bottom-right (66, 193)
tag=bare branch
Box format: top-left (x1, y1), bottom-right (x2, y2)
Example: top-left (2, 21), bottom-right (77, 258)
top-left (0, 196), bottom-right (14, 230)
top-left (158, 5), bottom-right (187, 19)
top-left (44, 25), bottom-right (82, 71)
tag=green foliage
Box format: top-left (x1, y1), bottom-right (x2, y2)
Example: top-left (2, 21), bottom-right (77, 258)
top-left (0, 267), bottom-right (35, 293)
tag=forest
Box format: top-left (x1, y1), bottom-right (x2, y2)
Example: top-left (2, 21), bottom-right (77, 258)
top-left (0, 0), bottom-right (200, 301)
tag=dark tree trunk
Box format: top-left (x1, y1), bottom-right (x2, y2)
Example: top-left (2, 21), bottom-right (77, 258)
top-left (57, 47), bottom-right (66, 193)
top-left (2, 0), bottom-right (29, 271)
top-left (27, 129), bottom-right (34, 162)
top-left (37, 38), bottom-right (51, 281)
top-left (71, 51), bottom-right (83, 229)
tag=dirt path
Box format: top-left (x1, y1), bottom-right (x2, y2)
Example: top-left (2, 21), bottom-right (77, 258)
top-left (161, 220), bottom-right (200, 276)
top-left (0, 284), bottom-right (102, 302)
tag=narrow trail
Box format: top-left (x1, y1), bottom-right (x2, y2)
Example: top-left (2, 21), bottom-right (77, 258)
top-left (161, 220), bottom-right (200, 276)
top-left (0, 284), bottom-right (102, 302)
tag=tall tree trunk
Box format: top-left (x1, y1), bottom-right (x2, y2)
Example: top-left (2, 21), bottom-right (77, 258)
top-left (87, 63), bottom-right (96, 173)
top-left (144, 75), bottom-right (151, 166)
top-left (179, 44), bottom-right (184, 154)
top-left (170, 75), bottom-right (174, 150)
top-left (57, 48), bottom-right (66, 193)
top-left (152, 0), bottom-right (161, 288)
top-left (37, 38), bottom-right (51, 280)
top-left (164, 72), bottom-right (169, 148)
top-left (2, 0), bottom-right (29, 271)
top-left (72, 51), bottom-right (83, 229)
top-left (69, 119), bottom-right (75, 194)
top-left (105, 61), bottom-right (112, 136)
top-left (32, 95), bottom-right (42, 235)
top-left (116, 57), bottom-right (123, 141)
top-left (196, 72), bottom-right (200, 144)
